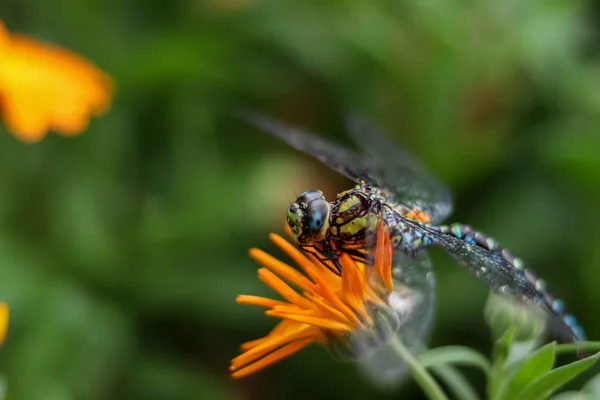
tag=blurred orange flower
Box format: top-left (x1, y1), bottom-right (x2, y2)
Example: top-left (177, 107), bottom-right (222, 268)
top-left (0, 303), bottom-right (8, 346)
top-left (0, 21), bottom-right (113, 143)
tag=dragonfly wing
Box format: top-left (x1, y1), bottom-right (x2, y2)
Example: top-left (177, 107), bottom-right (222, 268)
top-left (359, 257), bottom-right (436, 385)
top-left (353, 211), bottom-right (436, 387)
top-left (237, 110), bottom-right (443, 211)
top-left (434, 232), bottom-right (542, 302)
top-left (344, 114), bottom-right (453, 224)
top-left (388, 249), bottom-right (436, 342)
top-left (421, 224), bottom-right (582, 342)
top-left (237, 109), bottom-right (376, 186)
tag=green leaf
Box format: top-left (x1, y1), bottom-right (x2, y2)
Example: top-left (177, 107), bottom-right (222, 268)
top-left (490, 362), bottom-right (522, 400)
top-left (419, 346), bottom-right (491, 375)
top-left (516, 353), bottom-right (599, 400)
top-left (505, 342), bottom-right (556, 400)
top-left (582, 373), bottom-right (600, 396)
top-left (493, 327), bottom-right (518, 369)
top-left (489, 328), bottom-right (518, 400)
top-left (549, 392), bottom-right (589, 400)
top-left (431, 364), bottom-right (481, 400)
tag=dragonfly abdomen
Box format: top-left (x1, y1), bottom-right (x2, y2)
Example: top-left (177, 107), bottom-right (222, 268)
top-left (435, 222), bottom-right (586, 342)
top-left (387, 224), bottom-right (435, 252)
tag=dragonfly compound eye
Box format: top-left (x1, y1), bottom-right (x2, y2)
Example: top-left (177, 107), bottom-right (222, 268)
top-left (305, 199), bottom-right (331, 241)
top-left (287, 203), bottom-right (304, 241)
top-left (297, 190), bottom-right (325, 205)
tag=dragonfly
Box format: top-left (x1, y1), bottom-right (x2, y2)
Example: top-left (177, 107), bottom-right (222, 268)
top-left (237, 109), bottom-right (586, 352)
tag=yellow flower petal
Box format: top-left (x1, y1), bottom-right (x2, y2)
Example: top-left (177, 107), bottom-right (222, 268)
top-left (0, 303), bottom-right (8, 346)
top-left (0, 21), bottom-right (113, 142)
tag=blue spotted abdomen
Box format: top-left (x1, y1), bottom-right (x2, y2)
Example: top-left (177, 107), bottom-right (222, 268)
top-left (385, 208), bottom-right (585, 343)
top-left (388, 223), bottom-right (434, 252)
top-left (429, 222), bottom-right (586, 342)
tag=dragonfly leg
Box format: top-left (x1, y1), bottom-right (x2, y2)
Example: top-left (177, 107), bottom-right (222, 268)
top-left (337, 246), bottom-right (369, 264)
top-left (302, 244), bottom-right (343, 275)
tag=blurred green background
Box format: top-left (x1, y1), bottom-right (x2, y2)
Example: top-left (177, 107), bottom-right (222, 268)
top-left (1, 0), bottom-right (600, 399)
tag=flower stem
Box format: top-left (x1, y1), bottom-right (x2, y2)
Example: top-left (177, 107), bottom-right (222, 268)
top-left (388, 337), bottom-right (449, 400)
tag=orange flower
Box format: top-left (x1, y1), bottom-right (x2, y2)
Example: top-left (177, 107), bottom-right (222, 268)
top-left (231, 221), bottom-right (432, 381)
top-left (0, 21), bottom-right (113, 142)
top-left (0, 303), bottom-right (8, 346)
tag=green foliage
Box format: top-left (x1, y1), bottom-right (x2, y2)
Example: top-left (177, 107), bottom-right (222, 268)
top-left (489, 333), bottom-right (599, 400)
top-left (0, 0), bottom-right (600, 399)
top-left (516, 355), bottom-right (598, 400)
top-left (413, 300), bottom-right (600, 400)
top-left (418, 345), bottom-right (490, 400)
top-left (504, 342), bottom-right (556, 399)
top-left (431, 365), bottom-right (480, 400)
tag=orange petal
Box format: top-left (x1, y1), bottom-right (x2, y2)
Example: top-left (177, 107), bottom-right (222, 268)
top-left (269, 233), bottom-right (319, 275)
top-left (382, 228), bottom-right (393, 293)
top-left (231, 324), bottom-right (318, 370)
top-left (1, 91), bottom-right (50, 142)
top-left (303, 265), bottom-right (360, 327)
top-left (340, 254), bottom-right (369, 321)
top-left (231, 338), bottom-right (314, 379)
top-left (240, 337), bottom-right (268, 352)
top-left (257, 268), bottom-right (314, 310)
top-left (236, 295), bottom-right (288, 309)
top-left (240, 320), bottom-right (304, 351)
top-left (249, 247), bottom-right (313, 291)
top-left (0, 303), bottom-right (8, 346)
top-left (265, 319), bottom-right (305, 338)
top-left (303, 292), bottom-right (351, 326)
top-left (373, 219), bottom-right (386, 274)
top-left (265, 310), bottom-right (352, 332)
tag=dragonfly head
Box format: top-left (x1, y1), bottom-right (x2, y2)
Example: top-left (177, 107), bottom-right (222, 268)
top-left (287, 190), bottom-right (331, 245)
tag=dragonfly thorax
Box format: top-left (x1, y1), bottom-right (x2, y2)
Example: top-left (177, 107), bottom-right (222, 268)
top-left (328, 188), bottom-right (375, 243)
top-left (287, 190), bottom-right (331, 245)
